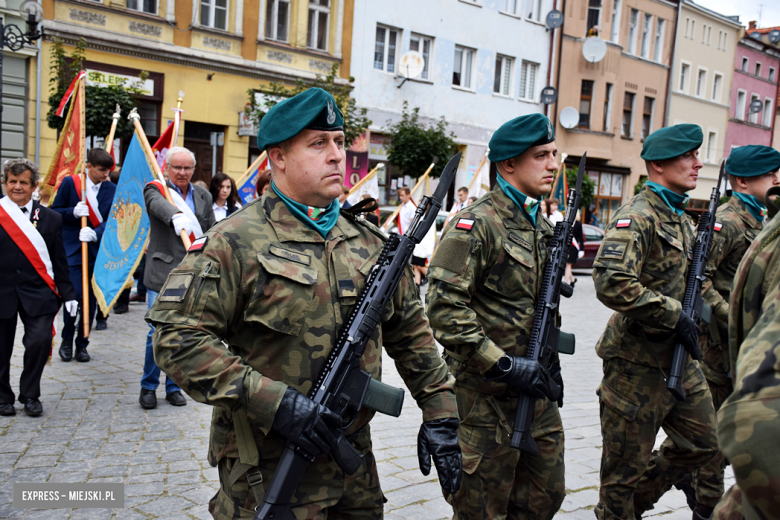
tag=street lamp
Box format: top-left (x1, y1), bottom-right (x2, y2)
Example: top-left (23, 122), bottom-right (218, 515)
top-left (1, 0), bottom-right (43, 164)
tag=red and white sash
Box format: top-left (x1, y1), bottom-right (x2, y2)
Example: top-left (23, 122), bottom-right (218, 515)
top-left (71, 175), bottom-right (103, 228)
top-left (147, 181), bottom-right (203, 243)
top-left (0, 197), bottom-right (58, 295)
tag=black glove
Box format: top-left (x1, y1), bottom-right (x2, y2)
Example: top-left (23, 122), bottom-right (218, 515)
top-left (272, 387), bottom-right (345, 460)
top-left (674, 313), bottom-right (702, 360)
top-left (485, 355), bottom-right (561, 402)
top-left (550, 361), bottom-right (564, 408)
top-left (417, 418), bottom-right (462, 495)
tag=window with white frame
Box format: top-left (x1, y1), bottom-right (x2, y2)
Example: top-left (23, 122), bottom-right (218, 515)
top-left (307, 0), bottom-right (330, 51)
top-left (712, 73), bottom-right (722, 103)
top-left (641, 96), bottom-right (654, 139)
top-left (603, 82), bottom-right (614, 132)
top-left (127, 0), bottom-right (157, 14)
top-left (741, 57), bottom-right (749, 72)
top-left (453, 46), bottom-right (475, 89)
top-left (653, 19), bottom-right (665, 62)
top-left (706, 131), bottom-right (716, 162)
top-left (717, 30), bottom-right (723, 49)
top-left (373, 26), bottom-right (398, 73)
top-left (627, 9), bottom-right (639, 54)
top-left (696, 68), bottom-right (706, 98)
top-left (409, 34), bottom-right (432, 80)
top-left (722, 32), bottom-right (727, 50)
top-left (610, 0), bottom-right (621, 43)
top-left (701, 23), bottom-right (707, 44)
top-left (684, 17), bottom-right (690, 38)
top-left (690, 20), bottom-right (695, 39)
top-left (770, 67), bottom-right (776, 82)
top-left (587, 0), bottom-right (601, 34)
top-left (764, 99), bottom-right (773, 126)
top-left (200, 0), bottom-right (228, 31)
top-left (265, 0), bottom-right (290, 42)
top-left (707, 26), bottom-right (712, 45)
top-left (519, 60), bottom-right (539, 101)
top-left (736, 90), bottom-right (746, 120)
top-left (640, 14), bottom-right (652, 58)
top-left (494, 55), bottom-right (514, 96)
top-left (503, 0), bottom-right (519, 15)
top-left (755, 62), bottom-right (762, 77)
top-left (622, 91), bottom-right (635, 137)
top-left (527, 0), bottom-right (543, 22)
top-left (748, 93), bottom-right (760, 124)
top-left (679, 62), bottom-right (690, 92)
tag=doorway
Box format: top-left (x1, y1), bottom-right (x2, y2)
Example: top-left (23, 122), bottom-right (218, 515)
top-left (183, 121), bottom-right (225, 186)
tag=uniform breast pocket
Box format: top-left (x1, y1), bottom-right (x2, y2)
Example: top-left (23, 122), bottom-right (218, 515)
top-left (483, 239), bottom-right (534, 297)
top-left (244, 252), bottom-right (318, 336)
top-left (643, 223), bottom-right (684, 282)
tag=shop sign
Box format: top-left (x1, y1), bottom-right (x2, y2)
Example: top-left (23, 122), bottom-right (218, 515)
top-left (86, 70), bottom-right (154, 96)
top-left (238, 112), bottom-right (256, 137)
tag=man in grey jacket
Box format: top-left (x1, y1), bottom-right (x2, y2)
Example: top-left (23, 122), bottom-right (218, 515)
top-left (140, 147), bottom-right (216, 409)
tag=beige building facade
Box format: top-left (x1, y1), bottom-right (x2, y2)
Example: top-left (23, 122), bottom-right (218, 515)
top-left (668, 1), bottom-right (741, 200)
top-left (551, 0), bottom-right (677, 226)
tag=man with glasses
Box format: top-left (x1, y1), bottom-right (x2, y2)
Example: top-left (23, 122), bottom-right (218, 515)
top-left (139, 146), bottom-right (215, 409)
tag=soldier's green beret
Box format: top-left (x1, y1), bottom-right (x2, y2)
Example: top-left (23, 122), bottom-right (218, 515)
top-left (488, 113), bottom-right (555, 162)
top-left (726, 145), bottom-right (780, 177)
top-left (256, 88), bottom-right (344, 151)
top-left (641, 124), bottom-right (703, 161)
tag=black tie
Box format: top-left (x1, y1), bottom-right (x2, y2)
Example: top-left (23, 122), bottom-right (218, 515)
top-left (21, 207), bottom-right (27, 213)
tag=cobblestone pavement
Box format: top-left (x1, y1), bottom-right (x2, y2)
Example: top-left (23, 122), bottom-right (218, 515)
top-left (0, 271), bottom-right (734, 519)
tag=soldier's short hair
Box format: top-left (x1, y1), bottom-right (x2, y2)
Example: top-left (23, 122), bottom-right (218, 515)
top-left (166, 146), bottom-right (197, 167)
top-left (2, 158), bottom-right (39, 185)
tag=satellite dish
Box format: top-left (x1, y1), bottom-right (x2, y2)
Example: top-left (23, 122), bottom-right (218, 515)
top-left (560, 107), bottom-right (579, 129)
top-left (546, 10), bottom-right (563, 30)
top-left (750, 99), bottom-right (764, 114)
top-left (541, 86), bottom-right (558, 105)
top-left (582, 37), bottom-right (607, 63)
top-left (750, 31), bottom-right (762, 40)
top-left (769, 29), bottom-right (780, 44)
top-left (399, 51), bottom-right (425, 79)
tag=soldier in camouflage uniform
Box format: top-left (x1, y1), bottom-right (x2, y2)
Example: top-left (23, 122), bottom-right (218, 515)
top-left (427, 113), bottom-right (566, 520)
top-left (671, 145), bottom-right (780, 516)
top-left (592, 124), bottom-right (719, 520)
top-left (146, 88), bottom-right (461, 519)
top-left (711, 181), bottom-right (780, 520)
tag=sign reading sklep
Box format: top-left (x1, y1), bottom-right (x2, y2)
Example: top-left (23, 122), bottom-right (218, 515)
top-left (14, 483), bottom-right (124, 509)
top-left (86, 70), bottom-right (155, 97)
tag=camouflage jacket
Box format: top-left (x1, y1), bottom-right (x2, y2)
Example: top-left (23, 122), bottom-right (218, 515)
top-left (426, 186), bottom-right (555, 396)
top-left (146, 191), bottom-right (457, 467)
top-left (593, 186), bottom-right (696, 368)
top-left (716, 208), bottom-right (780, 519)
top-left (699, 196), bottom-right (762, 382)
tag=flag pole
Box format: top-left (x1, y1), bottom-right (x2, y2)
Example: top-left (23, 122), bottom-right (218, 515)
top-left (171, 91), bottom-right (184, 150)
top-left (236, 150), bottom-right (268, 188)
top-left (78, 76), bottom-right (90, 339)
top-left (549, 152), bottom-right (568, 200)
top-left (381, 162), bottom-right (435, 231)
top-left (347, 163), bottom-right (383, 197)
top-left (128, 108), bottom-right (192, 249)
top-left (104, 104), bottom-right (121, 153)
top-left (466, 149), bottom-right (490, 193)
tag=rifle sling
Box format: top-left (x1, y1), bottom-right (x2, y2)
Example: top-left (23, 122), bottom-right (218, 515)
top-left (230, 409), bottom-right (266, 505)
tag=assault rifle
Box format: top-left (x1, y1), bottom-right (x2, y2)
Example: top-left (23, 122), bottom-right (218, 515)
top-left (254, 152), bottom-right (461, 520)
top-left (667, 160), bottom-right (726, 401)
top-left (512, 153), bottom-right (586, 455)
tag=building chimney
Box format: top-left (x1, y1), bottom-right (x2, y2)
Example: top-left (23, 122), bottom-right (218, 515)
top-left (749, 20), bottom-right (757, 31)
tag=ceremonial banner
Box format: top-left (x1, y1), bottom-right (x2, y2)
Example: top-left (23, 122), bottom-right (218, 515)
top-left (92, 132), bottom-right (155, 314)
top-left (550, 166), bottom-right (569, 211)
top-left (468, 161), bottom-right (491, 199)
top-left (346, 167), bottom-right (379, 206)
top-left (151, 121), bottom-right (176, 171)
top-left (42, 72), bottom-right (86, 201)
top-left (237, 155), bottom-right (268, 204)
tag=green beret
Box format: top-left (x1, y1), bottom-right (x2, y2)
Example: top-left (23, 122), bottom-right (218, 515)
top-left (256, 88), bottom-right (344, 151)
top-left (726, 145), bottom-right (780, 177)
top-left (488, 113), bottom-right (555, 162)
top-left (641, 124), bottom-right (703, 161)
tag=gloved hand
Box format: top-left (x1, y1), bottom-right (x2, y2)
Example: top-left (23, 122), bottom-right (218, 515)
top-left (171, 213), bottom-right (192, 237)
top-left (73, 202), bottom-right (90, 218)
top-left (485, 355), bottom-right (561, 402)
top-left (674, 313), bottom-right (702, 360)
top-left (79, 227), bottom-right (97, 243)
top-left (551, 361), bottom-right (564, 408)
top-left (64, 300), bottom-right (78, 317)
top-left (418, 418), bottom-right (462, 494)
top-left (272, 387), bottom-right (345, 460)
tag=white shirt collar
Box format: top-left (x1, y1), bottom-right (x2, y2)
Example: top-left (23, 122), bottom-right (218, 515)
top-left (86, 176), bottom-right (101, 194)
top-left (19, 198), bottom-right (33, 214)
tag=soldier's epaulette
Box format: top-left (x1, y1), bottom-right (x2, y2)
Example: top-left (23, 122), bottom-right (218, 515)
top-left (341, 211), bottom-right (387, 242)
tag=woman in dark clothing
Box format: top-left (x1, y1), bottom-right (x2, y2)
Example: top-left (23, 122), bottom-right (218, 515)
top-left (210, 172), bottom-right (241, 222)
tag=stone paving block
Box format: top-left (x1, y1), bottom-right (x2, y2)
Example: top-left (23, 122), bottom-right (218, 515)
top-left (167, 471), bottom-right (202, 485)
top-left (68, 508), bottom-right (114, 519)
top-left (136, 495), bottom-right (197, 516)
top-left (420, 496), bottom-right (451, 515)
top-left (23, 508), bottom-right (72, 519)
top-left (390, 503), bottom-right (447, 520)
top-left (561, 488), bottom-right (599, 512)
top-left (125, 482), bottom-right (164, 497)
top-left (394, 469), bottom-right (437, 485)
top-left (48, 471), bottom-right (90, 483)
top-left (384, 489), bottom-right (422, 508)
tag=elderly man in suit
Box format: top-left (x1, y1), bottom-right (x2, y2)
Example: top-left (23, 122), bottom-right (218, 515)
top-left (140, 146), bottom-right (215, 409)
top-left (51, 148), bottom-right (117, 362)
top-left (0, 159), bottom-right (77, 417)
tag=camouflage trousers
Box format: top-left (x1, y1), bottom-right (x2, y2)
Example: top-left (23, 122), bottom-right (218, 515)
top-left (446, 386), bottom-right (565, 520)
top-left (595, 358), bottom-right (718, 520)
top-left (208, 427), bottom-right (383, 519)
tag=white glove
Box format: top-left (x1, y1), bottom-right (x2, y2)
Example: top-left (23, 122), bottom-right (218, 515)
top-left (79, 227), bottom-right (97, 243)
top-left (73, 202), bottom-right (90, 218)
top-left (64, 300), bottom-right (78, 317)
top-left (172, 213), bottom-right (193, 236)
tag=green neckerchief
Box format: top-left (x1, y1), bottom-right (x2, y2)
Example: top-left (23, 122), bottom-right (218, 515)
top-left (496, 173), bottom-right (539, 226)
top-left (645, 181), bottom-right (690, 217)
top-left (732, 191), bottom-right (767, 224)
top-left (271, 181), bottom-right (340, 238)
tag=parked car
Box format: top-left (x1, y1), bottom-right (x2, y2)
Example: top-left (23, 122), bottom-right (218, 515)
top-left (574, 223), bottom-right (604, 268)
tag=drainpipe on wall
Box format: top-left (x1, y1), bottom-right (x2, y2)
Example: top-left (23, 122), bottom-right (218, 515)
top-left (552, 0), bottom-right (565, 129)
top-left (545, 0), bottom-right (558, 118)
top-left (663, 0), bottom-right (682, 127)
